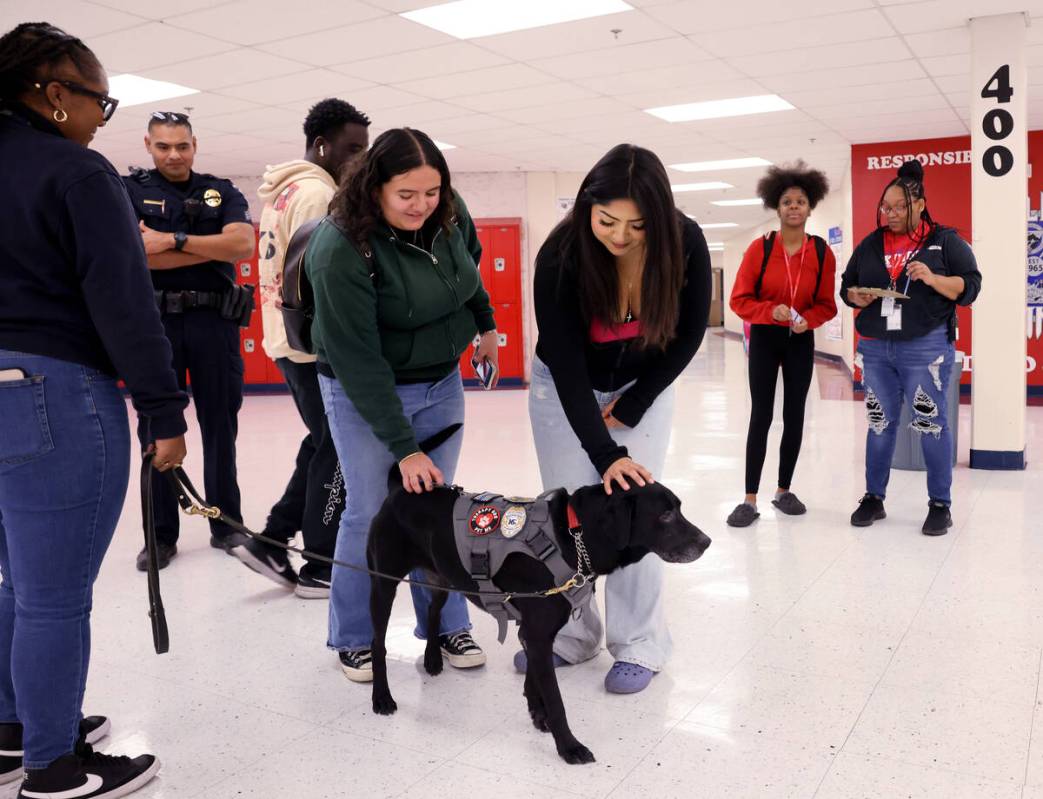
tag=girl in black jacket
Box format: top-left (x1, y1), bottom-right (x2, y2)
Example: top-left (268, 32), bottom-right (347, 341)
top-left (840, 160), bottom-right (981, 536)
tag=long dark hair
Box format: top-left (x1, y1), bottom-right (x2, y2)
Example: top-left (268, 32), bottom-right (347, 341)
top-left (331, 127), bottom-right (454, 245)
top-left (547, 143), bottom-right (684, 350)
top-left (874, 159), bottom-right (937, 244)
top-left (0, 22), bottom-right (101, 104)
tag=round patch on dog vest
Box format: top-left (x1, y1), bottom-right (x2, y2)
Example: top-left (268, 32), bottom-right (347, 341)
top-left (501, 506), bottom-right (527, 538)
top-left (469, 506), bottom-right (500, 535)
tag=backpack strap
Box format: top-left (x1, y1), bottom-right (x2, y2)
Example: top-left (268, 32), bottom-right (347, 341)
top-left (754, 230), bottom-right (776, 299)
top-left (810, 235), bottom-right (827, 298)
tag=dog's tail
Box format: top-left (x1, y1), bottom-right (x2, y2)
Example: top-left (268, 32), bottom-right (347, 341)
top-left (387, 423), bottom-right (463, 492)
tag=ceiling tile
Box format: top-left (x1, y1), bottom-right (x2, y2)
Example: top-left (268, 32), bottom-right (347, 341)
top-left (903, 27), bottom-right (970, 58)
top-left (808, 93), bottom-right (953, 122)
top-left (920, 53), bottom-right (970, 77)
top-left (471, 10), bottom-right (677, 61)
top-left (879, 0), bottom-right (1033, 35)
top-left (258, 16), bottom-right (454, 66)
top-left (727, 37), bottom-right (911, 77)
top-left (614, 79), bottom-right (771, 111)
top-left (0, 1), bottom-right (146, 37)
top-left (204, 105), bottom-right (308, 137)
top-left (280, 84), bottom-right (428, 113)
top-left (165, 0), bottom-right (386, 46)
top-left (428, 114), bottom-right (521, 135)
top-left (573, 59), bottom-right (743, 95)
top-left (138, 49), bottom-right (308, 92)
top-left (375, 101), bottom-right (478, 127)
top-left (531, 36), bottom-right (713, 79)
top-left (451, 82), bottom-right (596, 114)
top-left (214, 69), bottom-right (374, 105)
top-left (394, 64), bottom-right (559, 101)
top-left (90, 22), bottom-right (236, 73)
top-left (644, 0), bottom-right (874, 35)
top-left (330, 42), bottom-right (511, 84)
top-left (781, 79), bottom-right (940, 109)
top-left (88, 0), bottom-right (224, 17)
top-left (690, 9), bottom-right (894, 58)
top-left (495, 97), bottom-right (636, 125)
top-left (760, 60), bottom-right (926, 93)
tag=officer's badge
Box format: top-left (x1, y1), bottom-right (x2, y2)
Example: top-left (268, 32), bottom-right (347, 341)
top-left (203, 188), bottom-right (222, 208)
top-left (469, 506), bottom-right (500, 536)
top-left (501, 506), bottom-right (526, 538)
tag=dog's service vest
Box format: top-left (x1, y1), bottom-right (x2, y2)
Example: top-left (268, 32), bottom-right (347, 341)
top-left (452, 489), bottom-right (594, 643)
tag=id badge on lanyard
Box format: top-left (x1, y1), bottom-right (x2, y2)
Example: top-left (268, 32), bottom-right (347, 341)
top-left (782, 237), bottom-right (807, 332)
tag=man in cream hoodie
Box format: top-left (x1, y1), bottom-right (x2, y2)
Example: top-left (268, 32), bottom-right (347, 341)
top-left (234, 98), bottom-right (369, 598)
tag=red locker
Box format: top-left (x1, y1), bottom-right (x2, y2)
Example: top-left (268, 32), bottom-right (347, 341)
top-left (469, 218), bottom-right (524, 385)
top-left (235, 226), bottom-right (269, 386)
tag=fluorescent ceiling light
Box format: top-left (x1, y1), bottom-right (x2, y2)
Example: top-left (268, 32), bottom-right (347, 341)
top-left (646, 94), bottom-right (793, 123)
top-left (670, 157), bottom-right (772, 172)
top-left (672, 182), bottom-right (733, 193)
top-left (693, 221), bottom-right (739, 229)
top-left (108, 74), bottom-right (199, 108)
top-left (402, 0), bottom-right (633, 39)
top-left (711, 198), bottom-right (762, 207)
top-left (433, 140), bottom-right (456, 151)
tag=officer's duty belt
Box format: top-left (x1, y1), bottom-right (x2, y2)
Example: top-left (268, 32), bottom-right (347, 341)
top-left (154, 290), bottom-right (223, 314)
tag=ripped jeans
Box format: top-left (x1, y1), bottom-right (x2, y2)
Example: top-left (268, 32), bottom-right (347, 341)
top-left (857, 325), bottom-right (955, 505)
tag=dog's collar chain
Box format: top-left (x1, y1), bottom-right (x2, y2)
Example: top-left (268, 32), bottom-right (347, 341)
top-left (565, 503), bottom-right (595, 588)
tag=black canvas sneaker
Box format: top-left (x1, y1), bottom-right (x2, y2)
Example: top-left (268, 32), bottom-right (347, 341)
top-left (232, 538), bottom-right (297, 589)
top-left (338, 650), bottom-right (373, 683)
top-left (439, 631), bottom-right (486, 668)
top-left (922, 502), bottom-right (953, 536)
top-left (17, 741), bottom-right (157, 799)
top-left (294, 563), bottom-right (331, 599)
top-left (0, 716), bottom-right (110, 785)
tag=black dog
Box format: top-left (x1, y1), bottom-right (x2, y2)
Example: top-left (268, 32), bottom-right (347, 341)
top-left (366, 429), bottom-right (711, 764)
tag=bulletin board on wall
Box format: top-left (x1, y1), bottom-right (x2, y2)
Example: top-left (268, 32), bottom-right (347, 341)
top-left (850, 131), bottom-right (1043, 392)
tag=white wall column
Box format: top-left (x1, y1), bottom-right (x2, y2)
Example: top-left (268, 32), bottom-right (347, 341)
top-left (969, 12), bottom-right (1029, 470)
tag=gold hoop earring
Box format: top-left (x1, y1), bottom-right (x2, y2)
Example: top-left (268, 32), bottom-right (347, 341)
top-left (53, 108), bottom-right (68, 123)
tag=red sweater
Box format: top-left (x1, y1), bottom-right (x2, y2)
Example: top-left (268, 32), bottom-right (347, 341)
top-left (730, 233), bottom-right (837, 328)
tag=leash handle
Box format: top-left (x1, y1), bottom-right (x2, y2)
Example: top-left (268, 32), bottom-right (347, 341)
top-left (140, 455), bottom-right (170, 655)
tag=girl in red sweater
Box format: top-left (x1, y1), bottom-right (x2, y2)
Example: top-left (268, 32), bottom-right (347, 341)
top-left (727, 162), bottom-right (836, 527)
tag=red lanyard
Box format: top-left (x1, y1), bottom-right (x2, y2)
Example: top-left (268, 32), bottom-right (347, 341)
top-left (781, 235), bottom-right (807, 310)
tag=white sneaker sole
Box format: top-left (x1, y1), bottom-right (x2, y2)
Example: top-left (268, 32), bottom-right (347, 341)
top-left (233, 546), bottom-right (296, 590)
top-left (0, 719), bottom-right (112, 786)
top-left (293, 583), bottom-right (330, 599)
top-left (441, 649), bottom-right (487, 669)
top-left (340, 664), bottom-right (374, 683)
top-left (0, 766), bottom-right (21, 785)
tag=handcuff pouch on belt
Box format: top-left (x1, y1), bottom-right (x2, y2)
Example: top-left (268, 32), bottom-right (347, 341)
top-left (154, 284), bottom-right (255, 327)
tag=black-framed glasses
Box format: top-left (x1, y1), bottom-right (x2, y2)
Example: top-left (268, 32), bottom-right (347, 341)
top-left (35, 79), bottom-right (119, 121)
top-left (151, 111), bottom-right (190, 124)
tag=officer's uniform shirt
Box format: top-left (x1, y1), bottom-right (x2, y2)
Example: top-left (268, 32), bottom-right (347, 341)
top-left (122, 168), bottom-right (251, 292)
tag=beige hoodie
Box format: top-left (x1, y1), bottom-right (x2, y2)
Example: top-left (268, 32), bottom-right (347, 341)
top-left (257, 160), bottom-right (337, 363)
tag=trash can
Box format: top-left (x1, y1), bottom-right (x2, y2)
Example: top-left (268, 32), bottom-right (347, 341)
top-left (892, 354), bottom-right (962, 471)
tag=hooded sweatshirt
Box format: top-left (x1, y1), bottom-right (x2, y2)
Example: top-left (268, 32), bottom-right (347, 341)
top-left (257, 160), bottom-right (337, 363)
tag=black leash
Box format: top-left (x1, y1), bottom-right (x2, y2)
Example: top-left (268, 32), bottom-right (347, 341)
top-left (142, 459), bottom-right (596, 654)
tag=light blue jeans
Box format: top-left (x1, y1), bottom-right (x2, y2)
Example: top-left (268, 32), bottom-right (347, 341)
top-left (319, 369), bottom-right (472, 652)
top-left (0, 350), bottom-right (129, 767)
top-left (528, 357), bottom-right (675, 672)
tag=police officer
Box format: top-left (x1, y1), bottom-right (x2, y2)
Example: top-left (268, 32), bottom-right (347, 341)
top-left (124, 111), bottom-right (256, 571)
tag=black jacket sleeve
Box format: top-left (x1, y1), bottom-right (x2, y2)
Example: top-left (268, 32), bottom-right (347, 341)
top-left (533, 245), bottom-right (628, 476)
top-left (611, 219), bottom-right (712, 427)
top-left (943, 231), bottom-right (982, 306)
top-left (64, 170), bottom-right (188, 439)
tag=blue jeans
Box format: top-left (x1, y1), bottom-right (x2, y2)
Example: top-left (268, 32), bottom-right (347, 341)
top-left (0, 350), bottom-right (130, 768)
top-left (528, 357), bottom-right (676, 672)
top-left (319, 369), bottom-right (471, 651)
top-left (857, 326), bottom-right (955, 504)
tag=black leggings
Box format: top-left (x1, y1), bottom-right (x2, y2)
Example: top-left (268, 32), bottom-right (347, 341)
top-left (744, 324), bottom-right (815, 495)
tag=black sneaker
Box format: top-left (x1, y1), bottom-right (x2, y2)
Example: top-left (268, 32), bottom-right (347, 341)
top-left (134, 543), bottom-right (176, 572)
top-left (726, 502), bottom-right (759, 527)
top-left (294, 563), bottom-right (331, 599)
top-left (922, 502), bottom-right (953, 536)
top-left (17, 741), bottom-right (157, 799)
top-left (210, 533), bottom-right (247, 552)
top-left (338, 650), bottom-right (373, 683)
top-left (232, 538), bottom-right (296, 589)
top-left (0, 716), bottom-right (111, 785)
top-left (851, 494), bottom-right (886, 527)
top-left (439, 631), bottom-right (486, 669)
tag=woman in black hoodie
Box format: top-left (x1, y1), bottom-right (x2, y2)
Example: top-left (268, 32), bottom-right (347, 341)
top-left (0, 22), bottom-right (186, 798)
top-left (840, 160), bottom-right (981, 536)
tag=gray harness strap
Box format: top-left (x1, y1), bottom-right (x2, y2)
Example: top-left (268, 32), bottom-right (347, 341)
top-left (452, 489), bottom-right (594, 643)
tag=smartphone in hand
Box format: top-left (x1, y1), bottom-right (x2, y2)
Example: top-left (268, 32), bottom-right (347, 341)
top-left (471, 356), bottom-right (497, 390)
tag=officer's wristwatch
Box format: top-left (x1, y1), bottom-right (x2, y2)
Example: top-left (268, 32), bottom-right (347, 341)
top-left (173, 231), bottom-right (188, 251)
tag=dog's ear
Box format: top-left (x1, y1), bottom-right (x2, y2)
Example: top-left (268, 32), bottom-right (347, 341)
top-left (571, 485), bottom-right (635, 551)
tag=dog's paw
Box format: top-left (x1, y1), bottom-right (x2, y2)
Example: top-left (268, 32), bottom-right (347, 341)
top-left (528, 707), bottom-right (551, 733)
top-left (557, 741), bottom-right (596, 765)
top-left (423, 650), bottom-right (444, 676)
top-left (372, 693), bottom-right (398, 715)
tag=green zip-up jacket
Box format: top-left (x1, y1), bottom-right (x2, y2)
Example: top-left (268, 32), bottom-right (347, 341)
top-left (307, 193), bottom-right (495, 460)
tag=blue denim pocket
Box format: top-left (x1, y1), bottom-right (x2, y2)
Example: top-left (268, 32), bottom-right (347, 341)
top-left (0, 376), bottom-right (54, 467)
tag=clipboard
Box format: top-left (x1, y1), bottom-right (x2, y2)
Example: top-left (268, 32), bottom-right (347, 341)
top-left (849, 286), bottom-right (910, 299)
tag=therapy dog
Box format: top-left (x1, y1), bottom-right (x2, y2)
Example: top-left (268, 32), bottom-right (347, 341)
top-left (366, 425), bottom-right (711, 764)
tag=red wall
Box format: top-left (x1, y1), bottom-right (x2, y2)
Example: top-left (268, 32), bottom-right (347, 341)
top-left (850, 132), bottom-right (1043, 387)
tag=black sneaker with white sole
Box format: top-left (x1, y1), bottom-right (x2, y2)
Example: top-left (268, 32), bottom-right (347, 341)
top-left (439, 631), bottom-right (486, 668)
top-left (294, 563), bottom-right (331, 599)
top-left (17, 741), bottom-right (157, 799)
top-left (232, 538), bottom-right (297, 589)
top-left (922, 501), bottom-right (953, 536)
top-left (0, 716), bottom-right (111, 785)
top-left (338, 649), bottom-right (373, 683)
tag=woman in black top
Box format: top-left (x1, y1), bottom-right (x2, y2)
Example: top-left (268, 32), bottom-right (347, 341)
top-left (840, 159), bottom-right (981, 535)
top-left (0, 22), bottom-right (186, 797)
top-left (526, 144), bottom-right (711, 694)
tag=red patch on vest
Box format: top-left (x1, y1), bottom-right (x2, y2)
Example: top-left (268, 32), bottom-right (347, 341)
top-left (469, 506), bottom-right (500, 535)
top-left (273, 183), bottom-right (299, 212)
